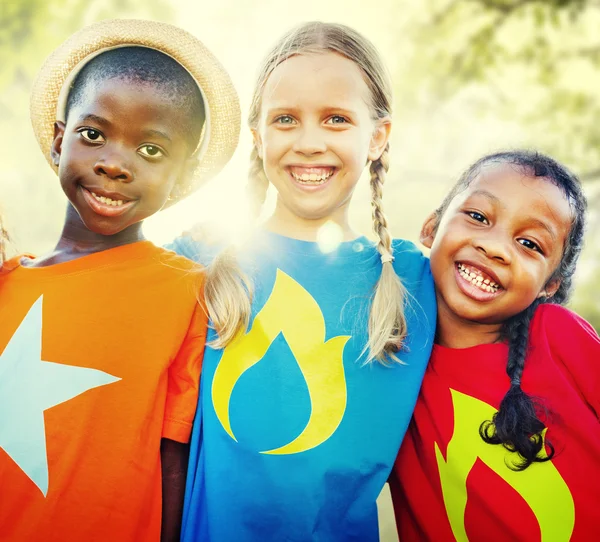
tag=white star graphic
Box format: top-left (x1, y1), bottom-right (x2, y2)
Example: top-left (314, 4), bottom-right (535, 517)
top-left (0, 295), bottom-right (120, 496)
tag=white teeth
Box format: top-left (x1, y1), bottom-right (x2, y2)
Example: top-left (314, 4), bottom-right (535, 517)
top-left (457, 263), bottom-right (500, 292)
top-left (91, 191), bottom-right (127, 207)
top-left (292, 170), bottom-right (334, 184)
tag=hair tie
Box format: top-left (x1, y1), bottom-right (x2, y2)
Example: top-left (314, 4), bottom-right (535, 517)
top-left (511, 376), bottom-right (521, 387)
top-left (380, 254), bottom-right (394, 264)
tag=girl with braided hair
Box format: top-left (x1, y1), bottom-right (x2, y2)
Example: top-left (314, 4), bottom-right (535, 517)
top-left (168, 21), bottom-right (436, 542)
top-left (390, 151), bottom-right (600, 541)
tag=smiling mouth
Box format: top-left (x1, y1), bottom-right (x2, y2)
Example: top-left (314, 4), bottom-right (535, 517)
top-left (81, 186), bottom-right (136, 217)
top-left (289, 166), bottom-right (335, 186)
top-left (456, 263), bottom-right (502, 293)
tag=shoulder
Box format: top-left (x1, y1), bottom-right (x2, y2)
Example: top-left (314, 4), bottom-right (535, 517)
top-left (531, 304), bottom-right (600, 417)
top-left (390, 239), bottom-right (436, 334)
top-left (0, 255), bottom-right (30, 275)
top-left (390, 238), bottom-right (432, 283)
top-left (152, 245), bottom-right (204, 271)
top-left (532, 303), bottom-right (599, 343)
top-left (164, 224), bottom-right (225, 266)
top-left (138, 245), bottom-right (206, 290)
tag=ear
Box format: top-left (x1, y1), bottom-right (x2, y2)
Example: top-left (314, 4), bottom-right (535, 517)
top-left (367, 117), bottom-right (391, 162)
top-left (538, 278), bottom-right (561, 299)
top-left (51, 121), bottom-right (66, 166)
top-left (251, 129), bottom-right (263, 159)
top-left (420, 212), bottom-right (438, 249)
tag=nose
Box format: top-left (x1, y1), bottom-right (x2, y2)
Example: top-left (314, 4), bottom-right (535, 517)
top-left (292, 125), bottom-right (327, 156)
top-left (93, 152), bottom-right (133, 182)
top-left (473, 234), bottom-right (512, 265)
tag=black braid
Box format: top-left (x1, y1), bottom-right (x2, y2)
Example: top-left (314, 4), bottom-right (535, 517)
top-left (435, 150), bottom-right (587, 471)
top-left (479, 298), bottom-right (554, 470)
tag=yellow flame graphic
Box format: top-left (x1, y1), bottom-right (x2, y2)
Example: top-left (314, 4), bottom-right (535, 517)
top-left (212, 269), bottom-right (351, 454)
top-left (435, 389), bottom-right (574, 541)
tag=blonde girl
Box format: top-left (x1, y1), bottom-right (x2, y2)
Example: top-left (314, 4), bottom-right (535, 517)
top-left (169, 22), bottom-right (436, 542)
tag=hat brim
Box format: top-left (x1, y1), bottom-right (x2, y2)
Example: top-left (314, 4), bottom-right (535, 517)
top-left (30, 19), bottom-right (240, 206)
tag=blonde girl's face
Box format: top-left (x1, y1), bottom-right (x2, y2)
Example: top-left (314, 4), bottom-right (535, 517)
top-left (253, 52), bottom-right (390, 231)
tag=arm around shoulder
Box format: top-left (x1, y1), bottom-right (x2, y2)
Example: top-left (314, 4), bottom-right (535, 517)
top-left (164, 223), bottom-right (223, 265)
top-left (391, 239), bottom-right (436, 353)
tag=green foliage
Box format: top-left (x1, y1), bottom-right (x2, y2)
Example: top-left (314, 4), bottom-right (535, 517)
top-left (407, 0), bottom-right (600, 331)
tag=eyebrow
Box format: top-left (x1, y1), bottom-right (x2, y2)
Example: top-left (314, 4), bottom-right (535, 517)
top-left (469, 189), bottom-right (557, 241)
top-left (141, 129), bottom-right (172, 143)
top-left (470, 189), bottom-right (502, 205)
top-left (78, 114), bottom-right (109, 126)
top-left (527, 218), bottom-right (557, 242)
top-left (77, 115), bottom-right (172, 143)
top-left (265, 106), bottom-right (358, 116)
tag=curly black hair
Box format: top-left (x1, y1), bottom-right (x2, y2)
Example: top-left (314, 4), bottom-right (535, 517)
top-left (434, 150), bottom-right (587, 470)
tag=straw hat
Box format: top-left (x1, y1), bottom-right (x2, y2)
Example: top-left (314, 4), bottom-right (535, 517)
top-left (30, 19), bottom-right (240, 205)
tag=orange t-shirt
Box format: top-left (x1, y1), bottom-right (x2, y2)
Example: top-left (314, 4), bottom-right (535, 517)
top-left (0, 241), bottom-right (206, 542)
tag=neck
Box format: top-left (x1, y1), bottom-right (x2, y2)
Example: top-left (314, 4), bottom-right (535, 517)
top-left (32, 205), bottom-right (145, 266)
top-left (435, 295), bottom-right (503, 349)
top-left (265, 199), bottom-right (358, 242)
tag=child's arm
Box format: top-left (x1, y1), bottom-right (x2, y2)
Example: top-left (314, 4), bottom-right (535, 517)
top-left (161, 298), bottom-right (207, 538)
top-left (160, 438), bottom-right (190, 542)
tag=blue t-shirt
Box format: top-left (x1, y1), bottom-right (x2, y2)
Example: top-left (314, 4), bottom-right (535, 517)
top-left (168, 230), bottom-right (436, 542)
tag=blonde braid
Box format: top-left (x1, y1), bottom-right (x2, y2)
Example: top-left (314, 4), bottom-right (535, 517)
top-left (204, 147), bottom-right (269, 349)
top-left (246, 147), bottom-right (269, 218)
top-left (367, 144), bottom-right (408, 364)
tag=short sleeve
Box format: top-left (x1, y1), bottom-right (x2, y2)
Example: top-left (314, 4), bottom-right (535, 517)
top-left (162, 302), bottom-right (208, 443)
top-left (540, 304), bottom-right (600, 420)
top-left (391, 239), bottom-right (437, 352)
top-left (164, 226), bottom-right (224, 266)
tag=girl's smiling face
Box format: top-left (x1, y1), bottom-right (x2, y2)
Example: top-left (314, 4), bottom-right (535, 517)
top-left (423, 162), bottom-right (573, 337)
top-left (252, 52), bottom-right (390, 236)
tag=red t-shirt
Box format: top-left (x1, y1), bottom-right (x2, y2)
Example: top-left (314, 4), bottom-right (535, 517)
top-left (390, 304), bottom-right (600, 541)
top-left (0, 242), bottom-right (206, 542)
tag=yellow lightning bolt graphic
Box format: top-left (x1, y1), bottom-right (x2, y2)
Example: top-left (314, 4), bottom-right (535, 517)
top-left (435, 389), bottom-right (574, 541)
top-left (212, 269), bottom-right (351, 454)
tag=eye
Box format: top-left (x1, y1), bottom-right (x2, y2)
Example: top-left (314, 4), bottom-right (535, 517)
top-left (518, 238), bottom-right (543, 253)
top-left (274, 115), bottom-right (296, 125)
top-left (325, 115), bottom-right (349, 125)
top-left (138, 145), bottom-right (165, 159)
top-left (465, 211), bottom-right (489, 224)
top-left (78, 128), bottom-right (105, 143)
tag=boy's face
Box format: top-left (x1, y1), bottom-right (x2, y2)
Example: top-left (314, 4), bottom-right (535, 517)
top-left (422, 163), bottom-right (572, 327)
top-left (52, 78), bottom-right (193, 236)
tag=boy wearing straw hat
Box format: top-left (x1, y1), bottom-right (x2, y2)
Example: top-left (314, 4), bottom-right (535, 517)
top-left (0, 19), bottom-right (239, 542)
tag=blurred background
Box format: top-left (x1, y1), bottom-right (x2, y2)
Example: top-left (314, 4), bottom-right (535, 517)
top-left (2, 0), bottom-right (599, 331)
top-left (1, 1), bottom-right (598, 539)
